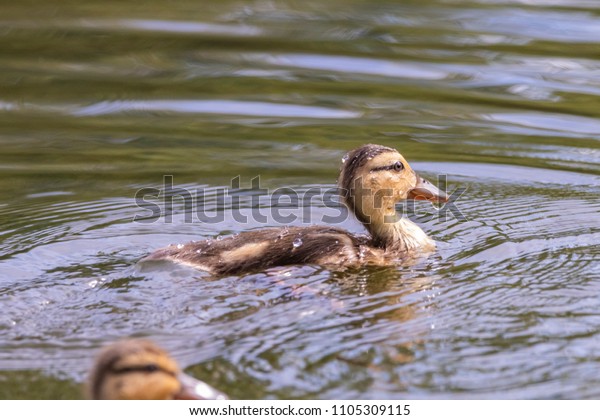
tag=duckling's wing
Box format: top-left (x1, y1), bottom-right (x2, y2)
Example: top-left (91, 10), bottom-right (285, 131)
top-left (144, 226), bottom-right (364, 275)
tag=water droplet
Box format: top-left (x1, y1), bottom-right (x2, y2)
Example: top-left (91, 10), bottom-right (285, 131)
top-left (278, 227), bottom-right (289, 240)
top-left (341, 153), bottom-right (349, 163)
top-left (358, 246), bottom-right (367, 259)
top-left (293, 238), bottom-right (303, 248)
top-left (176, 243), bottom-right (184, 249)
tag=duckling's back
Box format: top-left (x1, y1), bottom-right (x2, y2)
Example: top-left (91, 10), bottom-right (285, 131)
top-left (144, 226), bottom-right (366, 275)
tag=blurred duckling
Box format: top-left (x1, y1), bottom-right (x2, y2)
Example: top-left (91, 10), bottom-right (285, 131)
top-left (144, 144), bottom-right (448, 275)
top-left (87, 339), bottom-right (227, 400)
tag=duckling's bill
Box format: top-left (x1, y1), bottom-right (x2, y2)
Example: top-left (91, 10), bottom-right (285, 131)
top-left (408, 174), bottom-right (449, 203)
top-left (175, 372), bottom-right (229, 400)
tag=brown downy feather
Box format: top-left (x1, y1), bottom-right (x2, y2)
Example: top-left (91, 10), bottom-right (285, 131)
top-left (146, 226), bottom-right (373, 276)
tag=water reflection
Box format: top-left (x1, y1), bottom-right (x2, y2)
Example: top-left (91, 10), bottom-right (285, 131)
top-left (0, 0), bottom-right (599, 400)
top-left (104, 19), bottom-right (262, 36)
top-left (483, 113), bottom-right (600, 137)
top-left (252, 54), bottom-right (449, 80)
top-left (73, 99), bottom-right (361, 119)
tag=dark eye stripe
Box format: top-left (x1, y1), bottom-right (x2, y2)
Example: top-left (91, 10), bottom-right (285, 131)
top-left (370, 164), bottom-right (393, 172)
top-left (111, 364), bottom-right (176, 377)
top-left (370, 163), bottom-right (403, 172)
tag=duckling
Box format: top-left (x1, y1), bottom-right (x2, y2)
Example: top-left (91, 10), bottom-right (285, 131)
top-left (143, 144), bottom-right (448, 275)
top-left (87, 339), bottom-right (228, 400)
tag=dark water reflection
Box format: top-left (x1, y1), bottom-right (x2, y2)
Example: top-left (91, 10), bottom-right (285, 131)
top-left (0, 0), bottom-right (599, 399)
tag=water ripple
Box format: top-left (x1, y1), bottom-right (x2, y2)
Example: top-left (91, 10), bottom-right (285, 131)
top-left (2, 0), bottom-right (600, 400)
top-left (72, 100), bottom-right (360, 119)
top-left (251, 53), bottom-right (449, 80)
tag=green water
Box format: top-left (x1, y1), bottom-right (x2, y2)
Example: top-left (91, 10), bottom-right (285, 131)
top-left (0, 0), bottom-right (599, 399)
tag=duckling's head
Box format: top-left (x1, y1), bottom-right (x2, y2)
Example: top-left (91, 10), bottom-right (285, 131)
top-left (339, 144), bottom-right (447, 229)
top-left (87, 339), bottom-right (227, 400)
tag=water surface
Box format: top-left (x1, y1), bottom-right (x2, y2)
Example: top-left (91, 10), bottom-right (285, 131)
top-left (0, 0), bottom-right (599, 399)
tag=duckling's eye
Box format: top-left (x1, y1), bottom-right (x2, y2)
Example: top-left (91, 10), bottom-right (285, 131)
top-left (143, 364), bottom-right (159, 373)
top-left (392, 161), bottom-right (404, 172)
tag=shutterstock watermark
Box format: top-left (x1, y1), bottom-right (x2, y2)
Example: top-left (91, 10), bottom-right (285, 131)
top-left (133, 175), bottom-right (467, 224)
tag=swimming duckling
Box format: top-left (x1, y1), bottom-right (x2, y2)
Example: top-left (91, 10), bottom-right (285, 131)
top-left (87, 339), bottom-right (228, 400)
top-left (144, 144), bottom-right (448, 275)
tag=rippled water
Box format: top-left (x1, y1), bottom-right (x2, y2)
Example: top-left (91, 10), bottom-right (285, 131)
top-left (1, 0), bottom-right (599, 399)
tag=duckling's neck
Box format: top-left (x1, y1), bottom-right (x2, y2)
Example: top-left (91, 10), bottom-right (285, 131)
top-left (367, 216), bottom-right (435, 253)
